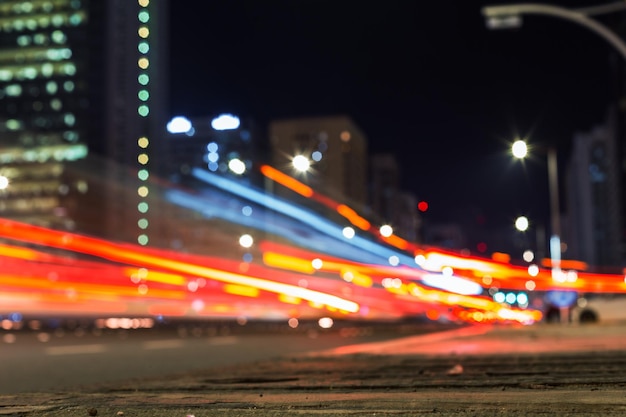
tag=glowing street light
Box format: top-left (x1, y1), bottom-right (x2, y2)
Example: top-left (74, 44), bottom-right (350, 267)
top-left (292, 154), bottom-right (311, 172)
top-left (515, 215), bottom-right (529, 232)
top-left (511, 140), bottom-right (528, 159)
top-left (510, 141), bottom-right (562, 282)
top-left (0, 175), bottom-right (8, 190)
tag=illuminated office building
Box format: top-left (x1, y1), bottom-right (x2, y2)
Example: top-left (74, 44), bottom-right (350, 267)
top-left (0, 0), bottom-right (169, 246)
top-left (269, 115), bottom-right (368, 207)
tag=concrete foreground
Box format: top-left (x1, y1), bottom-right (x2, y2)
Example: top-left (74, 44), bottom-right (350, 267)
top-left (2, 323), bottom-right (626, 416)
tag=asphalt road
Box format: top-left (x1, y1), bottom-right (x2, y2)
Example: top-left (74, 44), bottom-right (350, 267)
top-left (0, 320), bottom-right (446, 394)
top-left (3, 323), bottom-right (626, 416)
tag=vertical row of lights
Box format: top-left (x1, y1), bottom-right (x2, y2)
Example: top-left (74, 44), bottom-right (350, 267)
top-left (136, 0), bottom-right (151, 246)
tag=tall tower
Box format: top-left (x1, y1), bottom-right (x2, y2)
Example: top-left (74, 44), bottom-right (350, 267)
top-left (269, 115), bottom-right (368, 207)
top-left (0, 0), bottom-right (169, 246)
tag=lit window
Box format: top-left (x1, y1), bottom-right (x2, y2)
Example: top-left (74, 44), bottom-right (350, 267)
top-left (137, 202), bottom-right (149, 213)
top-left (63, 131), bottom-right (78, 142)
top-left (138, 57), bottom-right (149, 69)
top-left (137, 186), bottom-right (149, 197)
top-left (0, 70), bottom-right (12, 81)
top-left (138, 27), bottom-right (149, 38)
top-left (138, 90), bottom-right (149, 101)
top-left (23, 67), bottom-right (37, 79)
top-left (69, 13), bottom-right (83, 26)
top-left (63, 113), bottom-right (75, 126)
top-left (138, 218), bottom-right (149, 229)
top-left (340, 131), bottom-right (351, 142)
top-left (138, 42), bottom-right (149, 54)
top-left (38, 16), bottom-right (50, 28)
top-left (63, 63), bottom-right (76, 76)
top-left (5, 85), bottom-right (22, 96)
top-left (138, 137), bottom-right (149, 148)
top-left (138, 0), bottom-right (150, 6)
top-left (138, 73), bottom-right (149, 85)
top-left (41, 63), bottom-right (53, 77)
top-left (63, 81), bottom-right (75, 92)
top-left (17, 35), bottom-right (30, 46)
top-left (51, 15), bottom-right (64, 27)
top-left (46, 81), bottom-right (58, 94)
top-left (137, 153), bottom-right (149, 164)
top-left (33, 33), bottom-right (46, 44)
top-left (51, 30), bottom-right (66, 44)
top-left (50, 98), bottom-right (62, 111)
top-left (137, 169), bottom-right (149, 181)
top-left (6, 119), bottom-right (22, 130)
top-left (138, 105), bottom-right (149, 116)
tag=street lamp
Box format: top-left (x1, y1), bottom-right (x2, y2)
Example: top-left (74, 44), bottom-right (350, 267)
top-left (511, 140), bottom-right (561, 281)
top-left (482, 3), bottom-right (626, 60)
top-left (511, 140), bottom-right (527, 159)
top-left (514, 215), bottom-right (529, 232)
top-left (485, 3), bottom-right (626, 322)
top-left (292, 154), bottom-right (311, 173)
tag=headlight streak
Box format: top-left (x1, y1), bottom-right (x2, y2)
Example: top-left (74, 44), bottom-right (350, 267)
top-left (191, 168), bottom-right (416, 266)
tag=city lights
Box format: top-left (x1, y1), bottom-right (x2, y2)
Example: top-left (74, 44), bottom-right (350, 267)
top-left (511, 140), bottom-right (528, 159)
top-left (379, 225), bottom-right (393, 237)
top-left (228, 158), bottom-right (246, 175)
top-left (515, 216), bottom-right (529, 232)
top-left (167, 116), bottom-right (193, 134)
top-left (292, 155), bottom-right (311, 172)
top-left (211, 114), bottom-right (240, 130)
top-left (238, 234), bottom-right (254, 248)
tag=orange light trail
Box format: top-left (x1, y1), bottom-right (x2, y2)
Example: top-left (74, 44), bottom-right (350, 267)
top-left (0, 219), bottom-right (360, 314)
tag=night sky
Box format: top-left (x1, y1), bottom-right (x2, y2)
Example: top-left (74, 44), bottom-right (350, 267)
top-left (169, 1), bottom-right (618, 250)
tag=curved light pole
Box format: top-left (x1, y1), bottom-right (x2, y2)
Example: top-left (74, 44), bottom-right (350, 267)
top-left (482, 3), bottom-right (626, 60)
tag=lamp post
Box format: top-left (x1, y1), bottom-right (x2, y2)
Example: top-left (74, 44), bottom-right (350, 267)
top-left (512, 140), bottom-right (562, 281)
top-left (484, 2), bottom-right (626, 323)
top-left (482, 3), bottom-right (626, 60)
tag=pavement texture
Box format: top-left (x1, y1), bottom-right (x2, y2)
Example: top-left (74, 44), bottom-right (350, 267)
top-left (3, 323), bottom-right (626, 416)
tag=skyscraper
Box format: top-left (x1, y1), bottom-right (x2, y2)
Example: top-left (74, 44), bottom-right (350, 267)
top-left (0, 0), bottom-right (169, 246)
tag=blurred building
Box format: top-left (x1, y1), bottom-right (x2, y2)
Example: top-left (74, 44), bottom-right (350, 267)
top-left (0, 0), bottom-right (170, 246)
top-left (269, 115), bottom-right (368, 207)
top-left (422, 223), bottom-right (467, 251)
top-left (165, 114), bottom-right (267, 187)
top-left (565, 108), bottom-right (624, 269)
top-left (369, 153), bottom-right (421, 242)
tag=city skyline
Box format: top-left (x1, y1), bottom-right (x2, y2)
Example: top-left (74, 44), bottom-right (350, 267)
top-left (169, 0), bottom-right (619, 243)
